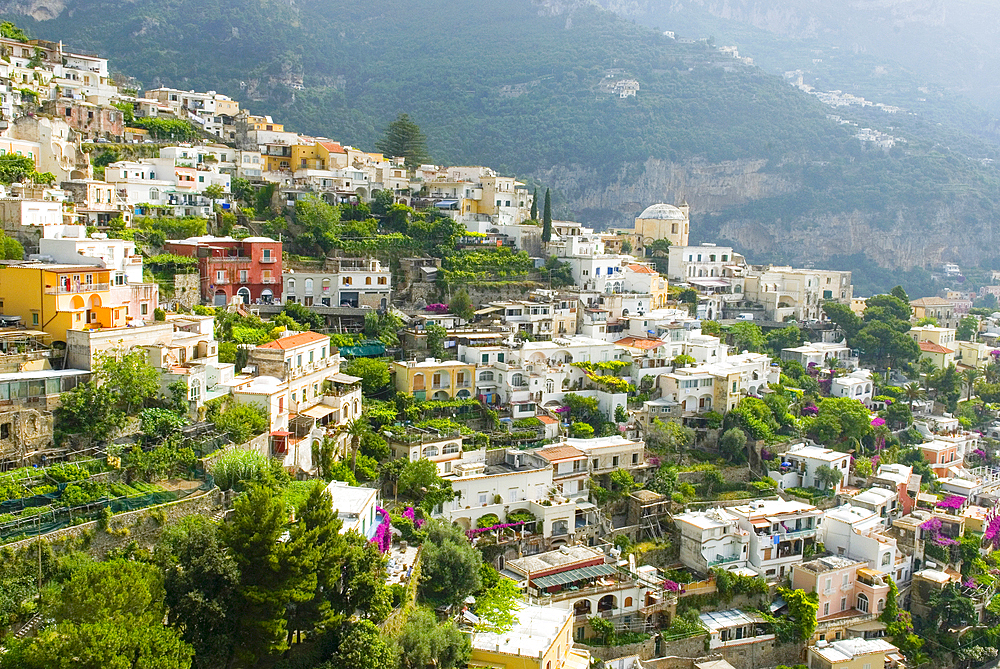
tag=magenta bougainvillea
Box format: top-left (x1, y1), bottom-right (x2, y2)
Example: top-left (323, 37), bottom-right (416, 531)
top-left (555, 406), bottom-right (570, 413)
top-left (801, 405), bottom-right (819, 416)
top-left (466, 520), bottom-right (525, 539)
top-left (402, 506), bottom-right (425, 529)
top-left (936, 495), bottom-right (965, 510)
top-left (760, 448), bottom-right (776, 461)
top-left (371, 506), bottom-right (391, 553)
top-left (983, 512), bottom-right (1000, 550)
top-left (871, 417), bottom-right (886, 427)
top-left (920, 517), bottom-right (959, 546)
top-left (425, 303), bottom-right (449, 313)
top-left (663, 580), bottom-right (682, 593)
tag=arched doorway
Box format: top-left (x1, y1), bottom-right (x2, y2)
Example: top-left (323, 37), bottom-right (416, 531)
top-left (236, 287), bottom-right (250, 304)
top-left (598, 595), bottom-right (617, 612)
top-left (214, 290), bottom-right (227, 306)
top-left (574, 600), bottom-right (592, 617)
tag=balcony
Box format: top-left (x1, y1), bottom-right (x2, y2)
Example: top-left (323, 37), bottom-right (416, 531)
top-left (213, 256), bottom-right (251, 263)
top-left (708, 554), bottom-right (744, 567)
top-left (46, 282), bottom-right (110, 294)
top-left (260, 257), bottom-right (277, 264)
top-left (215, 278), bottom-right (230, 285)
top-left (261, 278), bottom-right (277, 284)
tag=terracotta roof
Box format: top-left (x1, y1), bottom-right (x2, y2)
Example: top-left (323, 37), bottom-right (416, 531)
top-left (911, 297), bottom-right (952, 306)
top-left (615, 337), bottom-right (666, 350)
top-left (536, 444), bottom-right (586, 462)
top-left (919, 341), bottom-right (953, 354)
top-left (537, 415), bottom-right (559, 425)
top-left (627, 264), bottom-right (658, 274)
top-left (317, 141), bottom-right (346, 154)
top-left (258, 331), bottom-right (329, 350)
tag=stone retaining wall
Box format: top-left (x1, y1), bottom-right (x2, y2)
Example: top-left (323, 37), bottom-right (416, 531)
top-left (4, 487), bottom-right (227, 558)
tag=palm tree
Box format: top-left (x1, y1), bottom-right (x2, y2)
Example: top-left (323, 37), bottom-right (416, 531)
top-left (903, 382), bottom-right (926, 410)
top-left (962, 368), bottom-right (982, 402)
top-left (919, 359), bottom-right (937, 391)
top-left (346, 417), bottom-right (369, 474)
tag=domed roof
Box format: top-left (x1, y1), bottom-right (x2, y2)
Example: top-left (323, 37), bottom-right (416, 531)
top-left (637, 203), bottom-right (686, 220)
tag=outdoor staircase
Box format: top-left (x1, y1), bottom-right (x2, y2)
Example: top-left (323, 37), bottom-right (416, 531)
top-left (14, 613), bottom-right (42, 639)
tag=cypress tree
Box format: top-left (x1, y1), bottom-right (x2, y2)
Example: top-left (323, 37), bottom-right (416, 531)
top-left (530, 188), bottom-right (538, 221)
top-left (541, 188), bottom-right (552, 243)
top-left (375, 113), bottom-right (429, 168)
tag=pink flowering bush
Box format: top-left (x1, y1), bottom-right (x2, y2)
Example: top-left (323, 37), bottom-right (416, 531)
top-left (425, 303), bottom-right (449, 313)
top-left (663, 580), bottom-right (682, 592)
top-left (402, 506), bottom-right (425, 529)
top-left (466, 520), bottom-right (525, 539)
top-left (936, 495), bottom-right (965, 510)
top-left (801, 405), bottom-right (818, 416)
top-left (371, 506), bottom-right (391, 553)
top-left (984, 512), bottom-right (1000, 550)
top-left (871, 417), bottom-right (886, 427)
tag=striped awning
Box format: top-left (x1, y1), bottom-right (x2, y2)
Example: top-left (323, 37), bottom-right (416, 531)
top-left (531, 563), bottom-right (618, 589)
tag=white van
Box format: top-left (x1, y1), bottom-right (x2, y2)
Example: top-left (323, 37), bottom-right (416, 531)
top-left (737, 313), bottom-right (755, 321)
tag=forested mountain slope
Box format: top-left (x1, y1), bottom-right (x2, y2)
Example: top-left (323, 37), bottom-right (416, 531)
top-left (4, 0), bottom-right (1000, 293)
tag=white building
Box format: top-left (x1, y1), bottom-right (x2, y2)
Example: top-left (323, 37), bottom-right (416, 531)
top-left (819, 504), bottom-right (910, 584)
top-left (780, 341), bottom-right (854, 368)
top-left (728, 499), bottom-right (824, 580)
top-left (673, 507), bottom-right (751, 574)
top-left (39, 225), bottom-right (144, 284)
top-left (743, 266), bottom-right (853, 322)
top-left (656, 352), bottom-right (777, 414)
top-left (769, 444), bottom-right (851, 493)
top-left (324, 481), bottom-right (380, 540)
top-left (667, 244), bottom-right (744, 282)
top-left (283, 257), bottom-right (391, 309)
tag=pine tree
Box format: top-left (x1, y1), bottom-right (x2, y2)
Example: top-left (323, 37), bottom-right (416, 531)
top-left (376, 113), bottom-right (429, 168)
top-left (541, 188), bottom-right (552, 243)
top-left (529, 188), bottom-right (538, 220)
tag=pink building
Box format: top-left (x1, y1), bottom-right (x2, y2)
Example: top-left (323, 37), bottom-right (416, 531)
top-left (791, 556), bottom-right (890, 623)
top-left (920, 440), bottom-right (961, 478)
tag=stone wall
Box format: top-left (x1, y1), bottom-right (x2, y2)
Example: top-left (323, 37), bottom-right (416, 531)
top-left (4, 487), bottom-right (227, 558)
top-left (174, 273), bottom-right (201, 309)
top-left (720, 640), bottom-right (804, 669)
top-left (586, 635), bottom-right (658, 662)
top-left (658, 633), bottom-right (710, 659)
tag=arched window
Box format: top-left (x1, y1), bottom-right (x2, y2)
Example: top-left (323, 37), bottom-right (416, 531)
top-left (149, 187), bottom-right (159, 201)
top-left (304, 278), bottom-right (314, 294)
top-left (353, 400), bottom-right (359, 414)
top-left (877, 598), bottom-right (885, 612)
top-left (546, 379), bottom-right (554, 393)
top-left (624, 597), bottom-right (633, 608)
top-left (322, 278), bottom-right (330, 293)
top-left (443, 442), bottom-right (460, 454)
top-left (511, 373), bottom-right (523, 387)
top-left (479, 371), bottom-right (494, 382)
top-left (881, 553), bottom-right (891, 566)
top-left (413, 373), bottom-right (425, 391)
top-left (286, 278), bottom-right (295, 294)
top-left (857, 593), bottom-right (869, 613)
top-left (366, 276), bottom-right (372, 285)
top-left (423, 446), bottom-right (439, 457)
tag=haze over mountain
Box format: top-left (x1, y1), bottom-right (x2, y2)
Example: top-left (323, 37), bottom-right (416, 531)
top-left (3, 0), bottom-right (1000, 294)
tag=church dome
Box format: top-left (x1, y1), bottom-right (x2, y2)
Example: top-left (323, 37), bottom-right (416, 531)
top-left (636, 203), bottom-right (686, 220)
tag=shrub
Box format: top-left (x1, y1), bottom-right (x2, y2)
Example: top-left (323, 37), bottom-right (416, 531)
top-left (210, 449), bottom-right (284, 490)
top-left (476, 513), bottom-right (501, 529)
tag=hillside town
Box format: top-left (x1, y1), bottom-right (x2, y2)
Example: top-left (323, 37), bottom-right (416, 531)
top-left (3, 24), bottom-right (1000, 669)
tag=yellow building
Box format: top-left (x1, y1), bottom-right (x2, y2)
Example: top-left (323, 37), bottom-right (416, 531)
top-left (470, 605), bottom-right (589, 669)
top-left (0, 264), bottom-right (129, 342)
top-left (632, 203), bottom-right (690, 253)
top-left (807, 638), bottom-right (901, 669)
top-left (291, 142), bottom-right (325, 171)
top-left (850, 297), bottom-right (868, 316)
top-left (392, 358), bottom-right (475, 401)
top-left (247, 115), bottom-right (284, 132)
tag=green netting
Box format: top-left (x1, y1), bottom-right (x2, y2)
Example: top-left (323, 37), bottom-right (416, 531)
top-left (0, 489), bottom-right (182, 543)
top-left (338, 340), bottom-right (386, 357)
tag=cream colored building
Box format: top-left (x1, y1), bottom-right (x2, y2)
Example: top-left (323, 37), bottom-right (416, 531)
top-left (807, 638), bottom-right (900, 669)
top-left (469, 604), bottom-right (589, 669)
top-left (743, 266), bottom-right (853, 322)
top-left (630, 203), bottom-right (690, 254)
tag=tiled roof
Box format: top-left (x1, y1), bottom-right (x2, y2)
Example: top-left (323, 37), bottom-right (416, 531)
top-left (615, 337), bottom-right (666, 350)
top-left (537, 415), bottom-right (559, 425)
top-left (317, 141), bottom-right (346, 154)
top-left (627, 264), bottom-right (658, 274)
top-left (919, 341), bottom-right (953, 354)
top-left (258, 331), bottom-right (329, 350)
top-left (911, 297), bottom-right (952, 306)
top-left (537, 444), bottom-right (586, 462)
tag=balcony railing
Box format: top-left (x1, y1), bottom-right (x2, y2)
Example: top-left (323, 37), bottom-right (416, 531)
top-left (261, 278), bottom-right (276, 284)
top-left (213, 256), bottom-right (251, 263)
top-left (215, 278), bottom-right (230, 285)
top-left (46, 282), bottom-right (110, 294)
top-left (708, 554), bottom-right (743, 567)
top-left (260, 257), bottom-right (277, 264)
